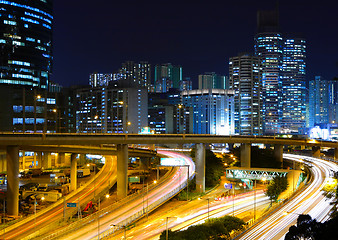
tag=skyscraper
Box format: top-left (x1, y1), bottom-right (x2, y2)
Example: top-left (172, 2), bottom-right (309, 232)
top-left (118, 61), bottom-right (151, 89)
top-left (154, 63), bottom-right (182, 92)
top-left (254, 9), bottom-right (283, 135)
top-left (309, 76), bottom-right (330, 127)
top-left (255, 8), bottom-right (307, 135)
top-left (229, 53), bottom-right (262, 135)
top-left (281, 36), bottom-right (307, 133)
top-left (0, 0), bottom-right (53, 89)
top-left (198, 72), bottom-right (227, 90)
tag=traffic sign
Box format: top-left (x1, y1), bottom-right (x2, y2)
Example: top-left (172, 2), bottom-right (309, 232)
top-left (224, 183), bottom-right (232, 189)
top-left (67, 202), bottom-right (77, 208)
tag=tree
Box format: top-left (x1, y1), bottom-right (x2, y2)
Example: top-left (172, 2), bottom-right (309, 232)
top-left (159, 215), bottom-right (245, 240)
top-left (322, 171), bottom-right (338, 218)
top-left (205, 150), bottom-right (225, 187)
top-left (265, 175), bottom-right (288, 202)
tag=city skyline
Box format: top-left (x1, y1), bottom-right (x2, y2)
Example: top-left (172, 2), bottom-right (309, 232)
top-left (52, 0), bottom-right (338, 87)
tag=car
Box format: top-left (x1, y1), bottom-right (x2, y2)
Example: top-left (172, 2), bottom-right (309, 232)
top-left (20, 183), bottom-right (39, 191)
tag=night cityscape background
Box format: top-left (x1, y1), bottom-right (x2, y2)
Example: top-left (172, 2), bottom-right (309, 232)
top-left (1, 1), bottom-right (338, 239)
top-left (52, 0), bottom-right (338, 87)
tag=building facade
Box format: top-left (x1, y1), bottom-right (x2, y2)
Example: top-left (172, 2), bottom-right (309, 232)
top-left (89, 73), bottom-right (113, 87)
top-left (198, 72), bottom-right (227, 90)
top-left (117, 61), bottom-right (151, 90)
top-left (229, 53), bottom-right (262, 135)
top-left (182, 89), bottom-right (235, 135)
top-left (281, 37), bottom-right (307, 133)
top-left (76, 86), bottom-right (148, 133)
top-left (0, 0), bottom-right (53, 89)
top-left (154, 63), bottom-right (182, 93)
top-left (254, 9), bottom-right (307, 135)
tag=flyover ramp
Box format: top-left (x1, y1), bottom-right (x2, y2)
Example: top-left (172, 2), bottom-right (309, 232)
top-left (0, 156), bottom-right (117, 240)
top-left (237, 154), bottom-right (338, 240)
top-left (45, 150), bottom-right (195, 240)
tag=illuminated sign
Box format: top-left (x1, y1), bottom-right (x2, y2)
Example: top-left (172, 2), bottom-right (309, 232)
top-left (160, 158), bottom-right (185, 166)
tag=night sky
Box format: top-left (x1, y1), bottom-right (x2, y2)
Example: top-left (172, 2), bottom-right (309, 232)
top-left (52, 0), bottom-right (338, 88)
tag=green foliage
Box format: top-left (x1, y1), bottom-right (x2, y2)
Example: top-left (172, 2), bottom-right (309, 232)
top-left (205, 150), bottom-right (225, 188)
top-left (265, 175), bottom-right (288, 202)
top-left (322, 172), bottom-right (338, 218)
top-left (159, 215), bottom-right (246, 240)
top-left (285, 214), bottom-right (338, 240)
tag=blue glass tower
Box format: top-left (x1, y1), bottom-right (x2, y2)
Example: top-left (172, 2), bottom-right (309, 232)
top-left (281, 37), bottom-right (307, 133)
top-left (0, 0), bottom-right (53, 89)
top-left (254, 9), bottom-right (283, 135)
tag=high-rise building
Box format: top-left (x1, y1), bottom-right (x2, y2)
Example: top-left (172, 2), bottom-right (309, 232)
top-left (118, 61), bottom-right (151, 89)
top-left (309, 76), bottom-right (330, 127)
top-left (328, 78), bottom-right (338, 125)
top-left (76, 86), bottom-right (148, 133)
top-left (255, 8), bottom-right (307, 135)
top-left (281, 36), bottom-right (307, 133)
top-left (198, 72), bottom-right (227, 90)
top-left (254, 9), bottom-right (283, 135)
top-left (229, 53), bottom-right (262, 135)
top-left (0, 0), bottom-right (53, 89)
top-left (180, 77), bottom-right (192, 91)
top-left (89, 73), bottom-right (113, 87)
top-left (148, 92), bottom-right (193, 134)
top-left (182, 89), bottom-right (235, 135)
top-left (154, 63), bottom-right (182, 92)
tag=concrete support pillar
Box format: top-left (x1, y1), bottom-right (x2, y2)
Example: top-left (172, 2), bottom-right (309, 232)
top-left (228, 143), bottom-right (234, 151)
top-left (64, 153), bottom-right (71, 167)
top-left (70, 153), bottom-right (77, 191)
top-left (312, 146), bottom-right (321, 158)
top-left (117, 144), bottom-right (128, 200)
top-left (0, 152), bottom-right (6, 172)
top-left (6, 146), bottom-right (19, 216)
top-left (36, 152), bottom-right (42, 168)
top-left (42, 152), bottom-right (52, 169)
top-left (195, 143), bottom-right (205, 193)
top-left (22, 151), bottom-right (26, 170)
top-left (334, 148), bottom-right (338, 161)
top-left (240, 143), bottom-right (251, 168)
top-left (58, 152), bottom-right (65, 166)
top-left (139, 158), bottom-right (149, 171)
top-left (274, 145), bottom-right (283, 168)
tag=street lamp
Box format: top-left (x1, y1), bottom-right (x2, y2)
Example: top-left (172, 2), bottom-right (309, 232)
top-left (254, 179), bottom-right (257, 221)
top-left (166, 216), bottom-right (177, 240)
top-left (207, 198), bottom-right (210, 220)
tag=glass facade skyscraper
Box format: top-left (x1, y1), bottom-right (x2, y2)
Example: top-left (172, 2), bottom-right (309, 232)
top-left (229, 53), bottom-right (262, 135)
top-left (281, 37), bottom-right (307, 133)
top-left (255, 9), bottom-right (307, 135)
top-left (0, 0), bottom-right (53, 89)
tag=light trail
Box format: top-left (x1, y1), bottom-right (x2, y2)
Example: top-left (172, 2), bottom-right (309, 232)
top-left (239, 154), bottom-right (338, 240)
top-left (55, 150), bottom-right (195, 239)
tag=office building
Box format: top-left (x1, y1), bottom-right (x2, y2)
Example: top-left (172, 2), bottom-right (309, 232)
top-left (198, 72), bottom-right (227, 90)
top-left (148, 92), bottom-right (193, 134)
top-left (154, 63), bottom-right (182, 92)
top-left (182, 89), bottom-right (235, 135)
top-left (229, 53), bottom-right (262, 135)
top-left (281, 36), bottom-right (307, 133)
top-left (0, 85), bottom-right (58, 133)
top-left (76, 86), bottom-right (148, 133)
top-left (254, 9), bottom-right (283, 135)
top-left (255, 8), bottom-right (307, 135)
top-left (0, 0), bottom-right (53, 89)
top-left (309, 76), bottom-right (333, 127)
top-left (117, 61), bottom-right (151, 90)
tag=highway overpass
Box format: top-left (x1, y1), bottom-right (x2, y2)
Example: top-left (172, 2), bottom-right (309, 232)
top-left (0, 133), bottom-right (337, 216)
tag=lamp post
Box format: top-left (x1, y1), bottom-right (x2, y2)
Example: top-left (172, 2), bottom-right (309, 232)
top-left (166, 217), bottom-right (177, 240)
